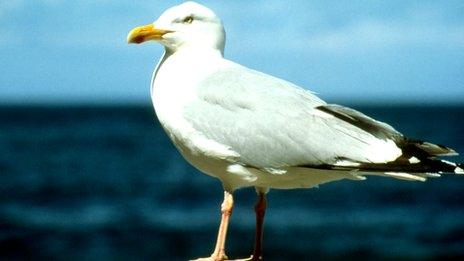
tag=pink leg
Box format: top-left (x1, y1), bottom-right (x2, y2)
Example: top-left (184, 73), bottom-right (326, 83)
top-left (192, 191), bottom-right (234, 261)
top-left (251, 192), bottom-right (267, 261)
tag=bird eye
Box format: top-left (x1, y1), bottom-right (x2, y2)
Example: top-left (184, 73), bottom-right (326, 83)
top-left (183, 16), bottom-right (194, 24)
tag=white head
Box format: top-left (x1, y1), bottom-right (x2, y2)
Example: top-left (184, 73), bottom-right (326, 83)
top-left (127, 1), bottom-right (225, 54)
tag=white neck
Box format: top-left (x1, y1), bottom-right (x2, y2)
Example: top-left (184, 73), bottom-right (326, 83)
top-left (151, 47), bottom-right (223, 94)
top-left (149, 46), bottom-right (226, 144)
top-left (168, 45), bottom-right (223, 59)
top-left (151, 46), bottom-right (225, 116)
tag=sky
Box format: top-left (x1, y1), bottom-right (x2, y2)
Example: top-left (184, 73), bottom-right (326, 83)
top-left (0, 0), bottom-right (463, 104)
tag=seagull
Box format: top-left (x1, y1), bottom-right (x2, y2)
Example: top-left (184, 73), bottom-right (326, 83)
top-left (127, 2), bottom-right (463, 260)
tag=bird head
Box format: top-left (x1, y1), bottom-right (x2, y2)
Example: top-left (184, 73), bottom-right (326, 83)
top-left (127, 1), bottom-right (225, 54)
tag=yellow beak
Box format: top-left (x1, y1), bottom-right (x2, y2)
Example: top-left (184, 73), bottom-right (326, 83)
top-left (127, 24), bottom-right (172, 44)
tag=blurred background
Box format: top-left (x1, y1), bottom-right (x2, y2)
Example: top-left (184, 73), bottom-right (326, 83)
top-left (1, 0), bottom-right (463, 260)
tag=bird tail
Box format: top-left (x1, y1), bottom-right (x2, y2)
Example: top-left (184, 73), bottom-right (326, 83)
top-left (343, 139), bottom-right (463, 181)
top-left (301, 139), bottom-right (463, 182)
top-left (364, 158), bottom-right (463, 182)
top-left (396, 139), bottom-right (463, 175)
top-left (425, 158), bottom-right (464, 174)
top-left (371, 140), bottom-right (463, 180)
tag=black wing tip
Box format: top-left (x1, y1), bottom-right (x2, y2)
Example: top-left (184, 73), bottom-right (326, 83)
top-left (421, 141), bottom-right (458, 156)
top-left (312, 105), bottom-right (462, 174)
top-left (400, 139), bottom-right (459, 159)
top-left (298, 158), bottom-right (464, 175)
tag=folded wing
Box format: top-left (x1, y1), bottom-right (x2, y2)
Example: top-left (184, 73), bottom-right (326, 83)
top-left (183, 64), bottom-right (461, 175)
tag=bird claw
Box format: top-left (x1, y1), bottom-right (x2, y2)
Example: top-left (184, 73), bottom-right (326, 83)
top-left (190, 254), bottom-right (228, 261)
top-left (190, 258), bottom-right (217, 261)
top-left (191, 255), bottom-right (256, 261)
top-left (231, 255), bottom-right (255, 261)
top-left (190, 258), bottom-right (219, 261)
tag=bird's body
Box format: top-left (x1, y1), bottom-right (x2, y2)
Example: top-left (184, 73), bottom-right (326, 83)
top-left (128, 2), bottom-right (463, 260)
top-left (151, 45), bottom-right (461, 192)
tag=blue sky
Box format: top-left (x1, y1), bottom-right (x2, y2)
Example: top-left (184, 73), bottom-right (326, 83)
top-left (0, 0), bottom-right (463, 104)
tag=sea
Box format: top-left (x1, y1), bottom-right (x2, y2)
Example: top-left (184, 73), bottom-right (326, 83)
top-left (0, 104), bottom-right (463, 260)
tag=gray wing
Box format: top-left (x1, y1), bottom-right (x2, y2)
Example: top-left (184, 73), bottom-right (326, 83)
top-left (184, 65), bottom-right (458, 173)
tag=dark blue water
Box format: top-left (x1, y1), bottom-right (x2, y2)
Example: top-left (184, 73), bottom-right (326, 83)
top-left (0, 105), bottom-right (463, 260)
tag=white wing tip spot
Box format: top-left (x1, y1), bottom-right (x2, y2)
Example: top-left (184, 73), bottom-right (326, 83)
top-left (455, 166), bottom-right (464, 174)
top-left (384, 172), bottom-right (427, 182)
top-left (441, 159), bottom-right (457, 166)
top-left (424, 173), bottom-right (441, 178)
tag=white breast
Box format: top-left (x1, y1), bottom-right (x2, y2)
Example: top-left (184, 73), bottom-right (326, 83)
top-left (152, 50), bottom-right (218, 132)
top-left (152, 49), bottom-right (239, 158)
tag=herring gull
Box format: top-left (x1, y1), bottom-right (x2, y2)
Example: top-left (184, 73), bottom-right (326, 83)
top-left (127, 2), bottom-right (463, 260)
